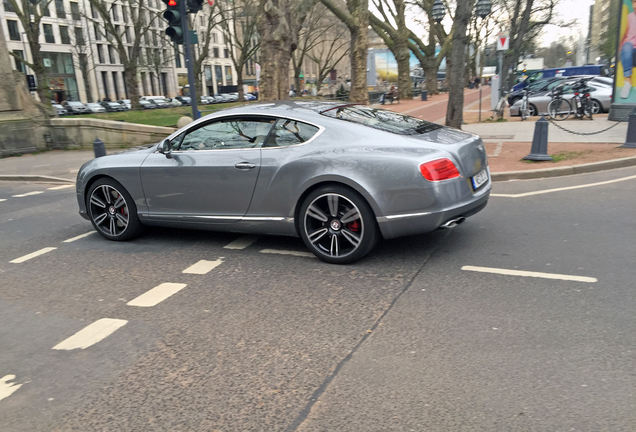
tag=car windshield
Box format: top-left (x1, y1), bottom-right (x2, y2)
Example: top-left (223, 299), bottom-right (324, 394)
top-left (321, 106), bottom-right (443, 135)
top-left (108, 103), bottom-right (119, 107)
top-left (68, 102), bottom-right (83, 106)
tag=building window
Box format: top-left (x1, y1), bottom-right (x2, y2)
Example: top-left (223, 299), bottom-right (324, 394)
top-left (43, 24), bottom-right (55, 43)
top-left (70, 2), bottom-right (80, 20)
top-left (108, 45), bottom-right (116, 64)
top-left (91, 3), bottom-right (97, 18)
top-left (112, 4), bottom-right (119, 21)
top-left (7, 19), bottom-right (20, 41)
top-left (94, 24), bottom-right (101, 41)
top-left (212, 33), bottom-right (217, 43)
top-left (225, 66), bottom-right (232, 84)
top-left (3, 0), bottom-right (15, 13)
top-left (162, 49), bottom-right (168, 64)
top-left (97, 44), bottom-right (104, 63)
top-left (112, 72), bottom-right (119, 100)
top-left (101, 71), bottom-right (109, 99)
top-left (122, 5), bottom-right (127, 21)
top-left (125, 27), bottom-right (131, 43)
top-left (41, 2), bottom-right (50, 16)
top-left (55, 0), bottom-right (65, 18)
top-left (12, 50), bottom-right (25, 73)
top-left (175, 48), bottom-right (181, 67)
top-left (213, 47), bottom-right (219, 58)
top-left (59, 26), bottom-right (71, 44)
top-left (74, 27), bottom-right (84, 45)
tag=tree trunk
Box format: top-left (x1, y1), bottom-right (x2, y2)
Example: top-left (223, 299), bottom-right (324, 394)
top-left (124, 65), bottom-right (141, 110)
top-left (422, 58), bottom-right (439, 95)
top-left (348, 1), bottom-right (368, 104)
top-left (236, 65), bottom-right (244, 100)
top-left (445, 0), bottom-right (473, 129)
top-left (395, 40), bottom-right (411, 100)
top-left (79, 56), bottom-right (93, 103)
top-left (29, 41), bottom-right (48, 103)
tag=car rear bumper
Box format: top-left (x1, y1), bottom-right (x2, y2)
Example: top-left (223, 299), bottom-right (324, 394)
top-left (376, 180), bottom-right (491, 239)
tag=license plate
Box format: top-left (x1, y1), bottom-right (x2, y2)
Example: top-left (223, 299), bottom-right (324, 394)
top-left (471, 169), bottom-right (488, 190)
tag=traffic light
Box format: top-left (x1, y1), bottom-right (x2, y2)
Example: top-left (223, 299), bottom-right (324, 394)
top-left (163, 0), bottom-right (183, 44)
top-left (187, 0), bottom-right (204, 12)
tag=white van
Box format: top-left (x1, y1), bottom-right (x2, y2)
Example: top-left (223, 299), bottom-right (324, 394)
top-left (140, 95), bottom-right (169, 108)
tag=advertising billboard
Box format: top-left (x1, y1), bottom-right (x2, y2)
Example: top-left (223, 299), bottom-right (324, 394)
top-left (617, 0), bottom-right (636, 103)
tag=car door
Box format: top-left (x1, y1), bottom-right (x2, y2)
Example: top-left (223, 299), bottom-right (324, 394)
top-left (140, 116), bottom-right (275, 222)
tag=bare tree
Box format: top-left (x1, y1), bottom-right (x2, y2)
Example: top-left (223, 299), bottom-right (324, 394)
top-left (6, 0), bottom-right (54, 102)
top-left (409, 0), bottom-right (453, 96)
top-left (494, 0), bottom-right (560, 92)
top-left (369, 0), bottom-right (413, 100)
top-left (256, 0), bottom-right (317, 101)
top-left (62, 2), bottom-right (97, 102)
top-left (219, 0), bottom-right (259, 100)
top-left (85, 0), bottom-right (160, 110)
top-left (320, 0), bottom-right (369, 103)
top-left (306, 11), bottom-right (350, 94)
top-left (186, 3), bottom-right (225, 98)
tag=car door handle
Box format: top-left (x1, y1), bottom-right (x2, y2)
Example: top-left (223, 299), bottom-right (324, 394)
top-left (235, 162), bottom-right (256, 170)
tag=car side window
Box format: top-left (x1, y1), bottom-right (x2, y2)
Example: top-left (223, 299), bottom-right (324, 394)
top-left (265, 119), bottom-right (320, 147)
top-left (177, 118), bottom-right (275, 151)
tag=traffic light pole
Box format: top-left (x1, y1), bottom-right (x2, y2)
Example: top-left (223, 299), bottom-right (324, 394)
top-left (179, 0), bottom-right (199, 120)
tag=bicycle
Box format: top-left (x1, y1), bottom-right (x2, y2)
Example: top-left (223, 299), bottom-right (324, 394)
top-left (491, 92), bottom-right (509, 121)
top-left (547, 85), bottom-right (571, 121)
top-left (519, 88), bottom-right (534, 121)
top-left (570, 79), bottom-right (593, 120)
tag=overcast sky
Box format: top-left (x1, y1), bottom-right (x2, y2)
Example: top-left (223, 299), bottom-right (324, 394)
top-left (540, 0), bottom-right (595, 46)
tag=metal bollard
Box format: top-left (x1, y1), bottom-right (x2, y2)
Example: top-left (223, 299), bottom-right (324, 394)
top-left (421, 90), bottom-right (428, 101)
top-left (93, 137), bottom-right (106, 158)
top-left (523, 116), bottom-right (554, 161)
top-left (621, 113), bottom-right (636, 148)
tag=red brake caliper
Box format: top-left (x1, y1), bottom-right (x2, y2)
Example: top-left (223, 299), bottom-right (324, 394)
top-left (347, 220), bottom-right (360, 232)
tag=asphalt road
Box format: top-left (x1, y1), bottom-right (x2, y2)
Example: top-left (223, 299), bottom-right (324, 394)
top-left (0, 167), bottom-right (634, 431)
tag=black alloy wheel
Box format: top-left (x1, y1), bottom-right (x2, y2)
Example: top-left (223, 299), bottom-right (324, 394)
top-left (87, 178), bottom-right (142, 241)
top-left (299, 185), bottom-right (378, 264)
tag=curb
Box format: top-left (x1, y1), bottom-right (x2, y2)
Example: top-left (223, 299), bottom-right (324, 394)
top-left (491, 155), bottom-right (636, 181)
top-left (0, 175), bottom-right (75, 184)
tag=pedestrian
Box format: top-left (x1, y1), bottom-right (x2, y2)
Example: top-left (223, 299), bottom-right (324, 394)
top-left (474, 76), bottom-right (481, 89)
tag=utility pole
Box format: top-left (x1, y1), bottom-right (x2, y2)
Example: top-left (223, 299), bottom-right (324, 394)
top-left (179, 0), bottom-right (199, 119)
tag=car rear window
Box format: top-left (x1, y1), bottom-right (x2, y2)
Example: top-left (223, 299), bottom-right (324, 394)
top-left (321, 106), bottom-right (443, 135)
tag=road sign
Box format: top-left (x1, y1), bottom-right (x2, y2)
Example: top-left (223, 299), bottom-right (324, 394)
top-left (497, 33), bottom-right (509, 51)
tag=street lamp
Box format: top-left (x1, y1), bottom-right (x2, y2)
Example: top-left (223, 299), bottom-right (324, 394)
top-left (432, 0), bottom-right (445, 23)
top-left (475, 0), bottom-right (491, 19)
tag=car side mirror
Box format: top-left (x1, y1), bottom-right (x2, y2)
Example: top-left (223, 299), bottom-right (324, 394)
top-left (158, 139), bottom-right (172, 158)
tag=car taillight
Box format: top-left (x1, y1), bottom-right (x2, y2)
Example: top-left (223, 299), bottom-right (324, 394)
top-left (575, 92), bottom-right (579, 96)
top-left (585, 93), bottom-right (589, 97)
top-left (419, 158), bottom-right (461, 181)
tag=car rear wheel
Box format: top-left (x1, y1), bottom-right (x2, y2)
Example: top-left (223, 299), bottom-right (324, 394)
top-left (87, 178), bottom-right (142, 241)
top-left (299, 185), bottom-right (378, 264)
top-left (591, 99), bottom-right (602, 114)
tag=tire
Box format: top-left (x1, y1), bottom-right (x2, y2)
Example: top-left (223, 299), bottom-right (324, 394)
top-left (591, 99), bottom-right (602, 114)
top-left (548, 98), bottom-right (571, 121)
top-left (528, 104), bottom-right (537, 117)
top-left (87, 177), bottom-right (143, 241)
top-left (298, 185), bottom-right (378, 264)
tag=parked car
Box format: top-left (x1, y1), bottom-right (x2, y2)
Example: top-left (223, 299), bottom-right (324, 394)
top-left (63, 101), bottom-right (90, 115)
top-left (100, 101), bottom-right (126, 112)
top-left (75, 101), bottom-right (490, 264)
top-left (228, 93), bottom-right (239, 102)
top-left (210, 95), bottom-right (226, 103)
top-left (175, 96), bottom-right (191, 106)
top-left (165, 97), bottom-right (183, 107)
top-left (117, 99), bottom-right (132, 110)
top-left (86, 103), bottom-right (107, 113)
top-left (200, 96), bottom-right (211, 105)
top-left (147, 99), bottom-right (169, 109)
top-left (244, 93), bottom-right (257, 101)
top-left (216, 94), bottom-right (232, 102)
top-left (512, 65), bottom-right (611, 92)
top-left (139, 100), bottom-right (155, 109)
top-left (510, 78), bottom-right (612, 116)
top-left (52, 104), bottom-right (68, 116)
top-left (507, 77), bottom-right (566, 105)
top-left (204, 96), bottom-right (217, 104)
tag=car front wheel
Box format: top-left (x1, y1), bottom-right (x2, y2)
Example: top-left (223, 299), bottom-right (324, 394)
top-left (299, 185), bottom-right (378, 264)
top-left (87, 178), bottom-right (142, 241)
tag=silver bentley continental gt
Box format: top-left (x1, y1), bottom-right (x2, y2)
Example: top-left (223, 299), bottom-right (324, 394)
top-left (76, 101), bottom-right (490, 264)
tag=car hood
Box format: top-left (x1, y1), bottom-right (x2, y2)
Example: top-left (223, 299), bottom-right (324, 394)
top-left (113, 143), bottom-right (158, 155)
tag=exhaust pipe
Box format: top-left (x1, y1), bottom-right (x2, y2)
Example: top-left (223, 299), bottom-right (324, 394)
top-left (441, 217), bottom-right (466, 229)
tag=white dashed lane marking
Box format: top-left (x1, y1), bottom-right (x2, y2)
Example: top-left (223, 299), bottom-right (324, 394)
top-left (47, 184), bottom-right (75, 190)
top-left (224, 235), bottom-right (259, 250)
top-left (127, 283), bottom-right (188, 307)
top-left (260, 249), bottom-right (316, 258)
top-left (11, 191), bottom-right (44, 198)
top-left (10, 247), bottom-right (57, 263)
top-left (63, 231), bottom-right (96, 243)
top-left (0, 375), bottom-right (24, 402)
top-left (52, 318), bottom-right (128, 350)
top-left (461, 266), bottom-right (597, 283)
top-left (0, 199), bottom-right (6, 202)
top-left (182, 259), bottom-right (223, 274)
